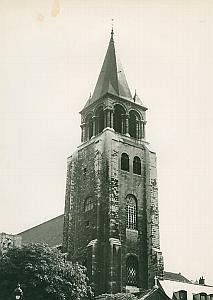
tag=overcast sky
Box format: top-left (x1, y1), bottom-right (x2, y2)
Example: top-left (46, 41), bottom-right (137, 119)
top-left (0, 0), bottom-right (213, 285)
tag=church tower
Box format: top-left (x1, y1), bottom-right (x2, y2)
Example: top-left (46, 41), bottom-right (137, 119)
top-left (63, 30), bottom-right (164, 295)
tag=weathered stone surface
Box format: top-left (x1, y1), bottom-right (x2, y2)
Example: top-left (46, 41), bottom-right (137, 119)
top-left (63, 127), bottom-right (164, 294)
top-left (63, 33), bottom-right (163, 296)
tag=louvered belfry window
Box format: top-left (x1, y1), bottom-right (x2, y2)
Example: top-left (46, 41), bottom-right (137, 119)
top-left (126, 255), bottom-right (138, 286)
top-left (126, 195), bottom-right (137, 230)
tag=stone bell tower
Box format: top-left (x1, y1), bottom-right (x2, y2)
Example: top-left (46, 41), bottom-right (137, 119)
top-left (62, 30), bottom-right (164, 296)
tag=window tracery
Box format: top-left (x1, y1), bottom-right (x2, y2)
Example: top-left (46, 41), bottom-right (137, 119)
top-left (126, 195), bottom-right (137, 230)
top-left (126, 255), bottom-right (138, 286)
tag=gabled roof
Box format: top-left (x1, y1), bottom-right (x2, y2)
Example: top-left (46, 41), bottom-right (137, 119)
top-left (138, 287), bottom-right (171, 300)
top-left (19, 214), bottom-right (64, 247)
top-left (84, 30), bottom-right (132, 108)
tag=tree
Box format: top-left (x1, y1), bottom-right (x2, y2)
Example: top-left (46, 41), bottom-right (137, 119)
top-left (0, 243), bottom-right (92, 300)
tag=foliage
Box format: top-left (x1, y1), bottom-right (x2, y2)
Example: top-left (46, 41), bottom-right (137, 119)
top-left (0, 243), bottom-right (92, 300)
top-left (103, 293), bottom-right (138, 300)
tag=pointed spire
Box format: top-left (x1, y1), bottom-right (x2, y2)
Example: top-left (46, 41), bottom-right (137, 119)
top-left (84, 30), bottom-right (132, 108)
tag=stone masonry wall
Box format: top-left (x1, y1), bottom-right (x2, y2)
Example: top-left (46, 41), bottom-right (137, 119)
top-left (110, 135), bottom-right (148, 290)
top-left (63, 133), bottom-right (111, 295)
top-left (63, 129), bottom-right (164, 295)
top-left (144, 147), bottom-right (164, 288)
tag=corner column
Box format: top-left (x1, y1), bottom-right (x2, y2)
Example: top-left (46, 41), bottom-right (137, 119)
top-left (108, 238), bottom-right (122, 294)
top-left (136, 120), bottom-right (140, 139)
top-left (87, 239), bottom-right (102, 295)
top-left (142, 121), bottom-right (146, 139)
top-left (92, 116), bottom-right (97, 137)
top-left (139, 121), bottom-right (143, 139)
top-left (122, 114), bottom-right (129, 136)
top-left (80, 123), bottom-right (86, 142)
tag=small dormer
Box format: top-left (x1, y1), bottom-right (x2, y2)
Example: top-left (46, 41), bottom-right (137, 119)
top-left (173, 290), bottom-right (187, 300)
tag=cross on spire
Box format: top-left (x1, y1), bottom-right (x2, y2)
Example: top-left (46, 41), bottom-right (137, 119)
top-left (111, 18), bottom-right (114, 39)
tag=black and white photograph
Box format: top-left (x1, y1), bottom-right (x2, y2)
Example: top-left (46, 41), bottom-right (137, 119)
top-left (0, 1), bottom-right (212, 299)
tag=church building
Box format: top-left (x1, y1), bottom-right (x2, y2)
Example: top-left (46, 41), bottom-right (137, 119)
top-left (62, 30), bottom-right (164, 295)
top-left (18, 29), bottom-right (213, 300)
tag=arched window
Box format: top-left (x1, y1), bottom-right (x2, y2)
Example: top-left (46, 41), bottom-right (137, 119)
top-left (121, 153), bottom-right (129, 172)
top-left (96, 106), bottom-right (104, 134)
top-left (113, 104), bottom-right (125, 134)
top-left (84, 197), bottom-right (93, 212)
top-left (129, 110), bottom-right (141, 139)
top-left (126, 195), bottom-right (137, 230)
top-left (126, 255), bottom-right (138, 286)
top-left (133, 156), bottom-right (141, 175)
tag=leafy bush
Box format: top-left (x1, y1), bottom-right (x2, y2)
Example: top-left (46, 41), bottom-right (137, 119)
top-left (0, 243), bottom-right (92, 300)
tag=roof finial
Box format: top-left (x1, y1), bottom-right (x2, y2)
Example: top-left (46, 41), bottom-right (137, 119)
top-left (111, 18), bottom-right (114, 39)
top-left (133, 89), bottom-right (136, 102)
top-left (154, 275), bottom-right (158, 288)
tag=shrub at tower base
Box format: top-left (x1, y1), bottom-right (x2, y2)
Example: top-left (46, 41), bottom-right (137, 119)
top-left (0, 243), bottom-right (92, 300)
top-left (101, 294), bottom-right (138, 300)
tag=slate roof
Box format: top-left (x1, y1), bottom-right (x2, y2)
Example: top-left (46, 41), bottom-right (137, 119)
top-left (19, 214), bottom-right (64, 247)
top-left (84, 30), bottom-right (132, 108)
top-left (138, 287), bottom-right (171, 300)
top-left (164, 272), bottom-right (192, 284)
top-left (159, 278), bottom-right (213, 300)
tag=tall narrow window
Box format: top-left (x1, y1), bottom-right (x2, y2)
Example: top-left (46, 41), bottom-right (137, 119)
top-left (129, 111), bottom-right (137, 138)
top-left (133, 156), bottom-right (141, 175)
top-left (121, 153), bottom-right (129, 171)
top-left (129, 110), bottom-right (141, 139)
top-left (126, 195), bottom-right (137, 230)
top-left (113, 104), bottom-right (125, 134)
top-left (126, 255), bottom-right (138, 286)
